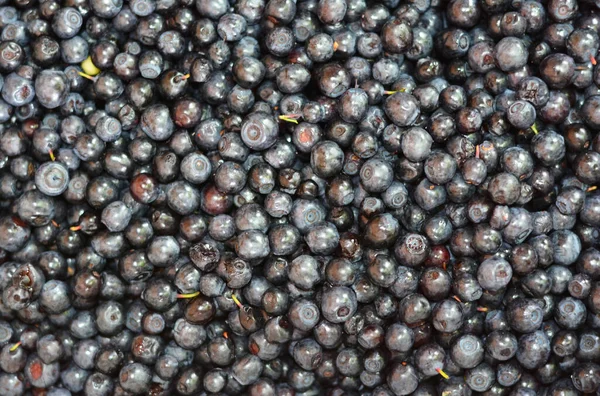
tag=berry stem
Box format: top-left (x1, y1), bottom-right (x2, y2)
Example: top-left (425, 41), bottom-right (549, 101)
top-left (231, 293), bottom-right (243, 308)
top-left (436, 368), bottom-right (449, 380)
top-left (278, 115), bottom-right (300, 124)
top-left (531, 123), bottom-right (538, 135)
top-left (78, 72), bottom-right (97, 81)
top-left (177, 291), bottom-right (200, 299)
top-left (81, 56), bottom-right (101, 76)
top-left (383, 89), bottom-right (406, 95)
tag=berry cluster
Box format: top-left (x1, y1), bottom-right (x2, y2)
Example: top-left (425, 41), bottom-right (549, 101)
top-left (1, 0), bottom-right (600, 394)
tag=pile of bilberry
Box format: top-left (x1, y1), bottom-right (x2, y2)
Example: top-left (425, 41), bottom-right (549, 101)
top-left (1, 0), bottom-right (600, 394)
